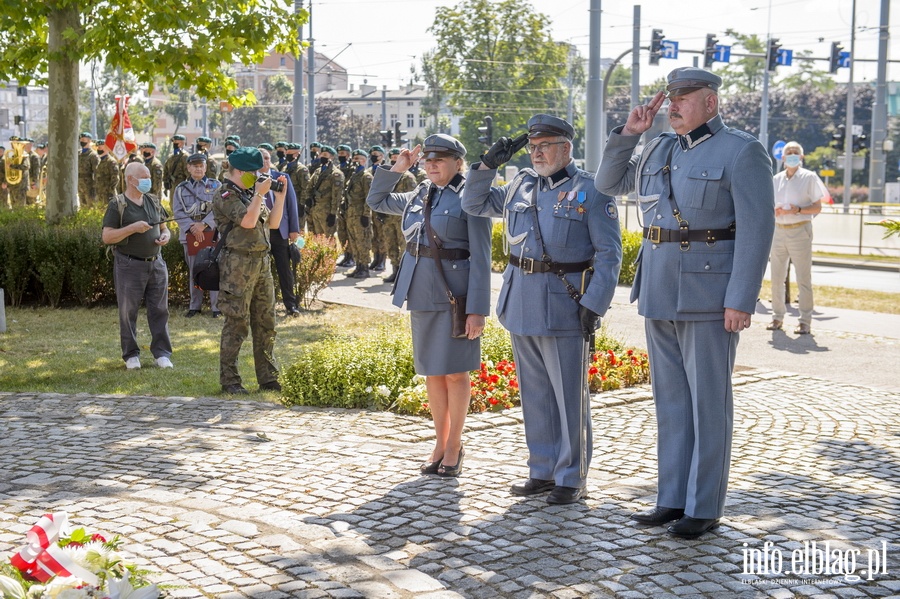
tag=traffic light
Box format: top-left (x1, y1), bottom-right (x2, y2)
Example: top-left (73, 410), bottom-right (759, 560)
top-left (831, 125), bottom-right (845, 151)
top-left (829, 42), bottom-right (844, 74)
top-left (477, 116), bottom-right (493, 146)
top-left (380, 129), bottom-right (393, 148)
top-left (13, 115), bottom-right (22, 125)
top-left (394, 122), bottom-right (408, 147)
top-left (852, 133), bottom-right (868, 153)
top-left (649, 29), bottom-right (665, 65)
top-left (704, 34), bottom-right (718, 68)
top-left (767, 38), bottom-right (781, 72)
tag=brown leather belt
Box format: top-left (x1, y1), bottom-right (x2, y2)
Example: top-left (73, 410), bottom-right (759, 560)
top-left (406, 242), bottom-right (470, 260)
top-left (118, 251), bottom-right (159, 262)
top-left (509, 254), bottom-right (592, 274)
top-left (642, 225), bottom-right (736, 244)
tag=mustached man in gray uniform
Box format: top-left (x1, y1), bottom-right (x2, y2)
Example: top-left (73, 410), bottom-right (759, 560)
top-left (594, 67), bottom-right (775, 538)
top-left (462, 114), bottom-right (622, 505)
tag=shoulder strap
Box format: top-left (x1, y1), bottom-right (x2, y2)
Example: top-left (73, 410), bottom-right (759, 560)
top-left (422, 184), bottom-right (455, 303)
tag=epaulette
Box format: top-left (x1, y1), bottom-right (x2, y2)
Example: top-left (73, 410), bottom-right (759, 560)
top-left (577, 169), bottom-right (596, 181)
top-left (724, 127), bottom-right (758, 142)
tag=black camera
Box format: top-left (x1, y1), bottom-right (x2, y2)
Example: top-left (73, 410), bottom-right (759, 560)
top-left (256, 174), bottom-right (285, 193)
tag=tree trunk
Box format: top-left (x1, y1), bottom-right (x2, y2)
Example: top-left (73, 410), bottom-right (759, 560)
top-left (45, 5), bottom-right (81, 224)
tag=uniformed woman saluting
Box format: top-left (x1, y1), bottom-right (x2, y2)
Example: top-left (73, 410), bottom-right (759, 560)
top-left (367, 134), bottom-right (492, 477)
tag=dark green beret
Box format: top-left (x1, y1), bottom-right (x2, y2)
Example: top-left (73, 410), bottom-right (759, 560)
top-left (196, 136), bottom-right (212, 144)
top-left (337, 144), bottom-right (352, 152)
top-left (228, 146), bottom-right (263, 171)
top-left (287, 143), bottom-right (300, 150)
top-left (320, 145), bottom-right (336, 155)
top-left (140, 142), bottom-right (157, 150)
top-left (309, 141), bottom-right (322, 149)
top-left (369, 145), bottom-right (385, 154)
top-left (257, 143), bottom-right (275, 151)
top-left (80, 132), bottom-right (93, 139)
top-left (352, 149), bottom-right (367, 157)
top-left (227, 134), bottom-right (241, 142)
top-left (388, 148), bottom-right (401, 156)
top-left (224, 139), bottom-right (240, 148)
top-left (275, 141), bottom-right (288, 148)
top-left (172, 134), bottom-right (186, 141)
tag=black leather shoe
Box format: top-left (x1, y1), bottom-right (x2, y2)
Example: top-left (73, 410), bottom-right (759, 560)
top-left (420, 459), bottom-right (442, 475)
top-left (547, 486), bottom-right (587, 505)
top-left (667, 516), bottom-right (721, 539)
top-left (288, 307), bottom-right (300, 317)
top-left (211, 311), bottom-right (222, 318)
top-left (184, 309), bottom-right (200, 318)
top-left (259, 381), bottom-right (282, 392)
top-left (384, 269), bottom-right (398, 283)
top-left (631, 506), bottom-right (685, 525)
top-left (222, 384), bottom-right (249, 395)
top-left (437, 446), bottom-right (464, 477)
top-left (510, 478), bottom-right (555, 496)
top-left (351, 267), bottom-right (370, 279)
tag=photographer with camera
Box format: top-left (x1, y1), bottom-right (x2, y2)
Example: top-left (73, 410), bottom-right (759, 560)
top-left (259, 147), bottom-right (302, 317)
top-left (212, 146), bottom-right (288, 395)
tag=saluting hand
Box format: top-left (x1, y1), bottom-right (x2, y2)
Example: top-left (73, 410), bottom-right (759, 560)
top-left (622, 90), bottom-right (666, 136)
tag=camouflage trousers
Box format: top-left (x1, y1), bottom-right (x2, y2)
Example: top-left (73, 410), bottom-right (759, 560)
top-left (378, 214), bottom-right (403, 265)
top-left (336, 204), bottom-right (350, 251)
top-left (217, 249), bottom-right (279, 388)
top-left (8, 182), bottom-right (29, 207)
top-left (308, 204), bottom-right (336, 238)
top-left (345, 210), bottom-right (373, 267)
top-left (78, 179), bottom-right (96, 208)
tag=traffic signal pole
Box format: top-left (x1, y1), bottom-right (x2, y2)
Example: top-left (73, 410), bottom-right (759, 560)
top-left (842, 0), bottom-right (857, 212)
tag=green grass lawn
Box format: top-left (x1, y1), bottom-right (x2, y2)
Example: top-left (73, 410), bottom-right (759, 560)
top-left (0, 304), bottom-right (392, 400)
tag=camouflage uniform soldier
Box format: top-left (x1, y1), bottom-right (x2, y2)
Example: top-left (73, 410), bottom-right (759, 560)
top-left (284, 143), bottom-right (310, 232)
top-left (308, 141), bottom-right (322, 171)
top-left (23, 138), bottom-right (39, 204)
top-left (95, 142), bottom-right (121, 205)
top-left (307, 145), bottom-right (344, 237)
top-left (0, 144), bottom-right (7, 208)
top-left (411, 158), bottom-right (428, 184)
top-left (163, 134), bottom-right (189, 200)
top-left (140, 143), bottom-right (164, 198)
top-left (367, 145), bottom-right (387, 270)
top-left (218, 138), bottom-right (240, 182)
top-left (344, 149), bottom-right (374, 279)
top-left (335, 144), bottom-right (355, 267)
top-left (378, 148), bottom-right (416, 281)
top-left (211, 146), bottom-right (287, 395)
top-left (195, 136), bottom-right (218, 179)
top-left (274, 141), bottom-right (288, 171)
top-left (77, 132), bottom-right (98, 207)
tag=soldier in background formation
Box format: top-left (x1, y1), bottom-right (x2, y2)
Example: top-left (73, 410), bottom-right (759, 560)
top-left (78, 132), bottom-right (98, 207)
top-left (343, 149), bottom-right (374, 279)
top-left (335, 144), bottom-right (356, 268)
top-left (284, 143), bottom-right (310, 233)
top-left (218, 137), bottom-right (240, 182)
top-left (140, 142), bottom-right (164, 198)
top-left (274, 141), bottom-right (288, 171)
top-left (195, 136), bottom-right (219, 180)
top-left (381, 148), bottom-right (416, 283)
top-left (95, 142), bottom-right (120, 205)
top-left (163, 134), bottom-right (189, 201)
top-left (367, 145), bottom-right (387, 272)
top-left (306, 145), bottom-right (344, 237)
top-left (308, 141), bottom-right (322, 171)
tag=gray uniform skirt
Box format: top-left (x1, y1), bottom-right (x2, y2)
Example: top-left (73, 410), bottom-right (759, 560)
top-left (410, 310), bottom-right (481, 376)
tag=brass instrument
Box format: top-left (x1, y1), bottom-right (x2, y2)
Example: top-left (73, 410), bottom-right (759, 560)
top-left (3, 139), bottom-right (26, 187)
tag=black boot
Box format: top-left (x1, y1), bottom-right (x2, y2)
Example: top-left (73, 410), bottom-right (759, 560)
top-left (384, 266), bottom-right (398, 283)
top-left (351, 266), bottom-right (370, 279)
top-left (372, 254), bottom-right (386, 272)
top-left (369, 252), bottom-right (382, 270)
top-left (337, 252), bottom-right (354, 267)
top-left (345, 265), bottom-right (359, 278)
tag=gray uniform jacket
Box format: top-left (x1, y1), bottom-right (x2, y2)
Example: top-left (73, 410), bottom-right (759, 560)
top-left (173, 177), bottom-right (220, 243)
top-left (367, 167), bottom-right (492, 315)
top-left (462, 160), bottom-right (622, 337)
top-left (594, 115), bottom-right (775, 321)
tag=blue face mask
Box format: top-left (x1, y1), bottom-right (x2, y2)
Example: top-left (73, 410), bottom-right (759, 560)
top-left (136, 178), bottom-right (152, 193)
top-left (784, 155), bottom-right (802, 168)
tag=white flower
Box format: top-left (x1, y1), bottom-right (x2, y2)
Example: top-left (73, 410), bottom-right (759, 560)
top-left (107, 572), bottom-right (158, 599)
top-left (365, 386), bottom-right (373, 393)
top-left (376, 385), bottom-right (391, 397)
top-left (412, 374), bottom-right (426, 383)
top-left (0, 575), bottom-right (25, 599)
top-left (486, 360), bottom-right (494, 369)
top-left (40, 578), bottom-right (83, 599)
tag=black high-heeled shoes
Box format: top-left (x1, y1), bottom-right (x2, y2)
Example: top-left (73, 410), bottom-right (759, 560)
top-left (437, 445), bottom-right (464, 477)
top-left (419, 458), bottom-right (442, 475)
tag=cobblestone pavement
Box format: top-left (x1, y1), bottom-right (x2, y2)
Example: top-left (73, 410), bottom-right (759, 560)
top-left (1, 367), bottom-right (898, 598)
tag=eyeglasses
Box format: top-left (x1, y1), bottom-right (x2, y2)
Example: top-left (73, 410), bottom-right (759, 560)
top-left (526, 141), bottom-right (567, 154)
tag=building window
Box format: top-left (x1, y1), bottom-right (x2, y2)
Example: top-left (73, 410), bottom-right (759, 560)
top-left (407, 114), bottom-right (415, 127)
top-left (419, 116), bottom-right (427, 127)
top-left (407, 101), bottom-right (414, 106)
top-left (280, 57), bottom-right (286, 67)
top-left (390, 114), bottom-right (397, 125)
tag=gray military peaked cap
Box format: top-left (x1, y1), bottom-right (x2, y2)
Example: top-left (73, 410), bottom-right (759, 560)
top-left (527, 114), bottom-right (575, 140)
top-left (423, 134), bottom-right (466, 159)
top-left (666, 67), bottom-right (722, 97)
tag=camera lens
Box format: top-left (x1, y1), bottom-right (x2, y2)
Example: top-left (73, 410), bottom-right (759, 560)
top-left (270, 179), bottom-right (285, 192)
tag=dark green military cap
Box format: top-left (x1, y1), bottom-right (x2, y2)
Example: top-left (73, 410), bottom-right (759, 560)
top-left (319, 145), bottom-right (336, 156)
top-left (79, 132), bottom-right (93, 139)
top-left (257, 142), bottom-right (275, 151)
top-left (369, 145), bottom-right (385, 154)
top-left (140, 142), bottom-right (157, 150)
top-left (388, 148), bottom-right (401, 156)
top-left (352, 149), bottom-right (367, 157)
top-left (275, 141), bottom-right (288, 148)
top-left (172, 134), bottom-right (186, 141)
top-left (224, 139), bottom-right (240, 149)
top-left (337, 144), bottom-right (352, 152)
top-left (310, 141), bottom-right (322, 149)
top-left (196, 136), bottom-right (212, 144)
top-left (228, 146), bottom-right (263, 171)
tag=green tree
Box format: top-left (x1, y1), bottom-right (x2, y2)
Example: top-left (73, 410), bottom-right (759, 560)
top-left (779, 50), bottom-right (836, 92)
top-left (315, 99), bottom-right (382, 149)
top-left (0, 1), bottom-right (304, 223)
top-left (227, 74), bottom-right (294, 146)
top-left (425, 0), bottom-right (570, 154)
top-left (79, 63), bottom-right (159, 139)
top-left (718, 29), bottom-right (767, 93)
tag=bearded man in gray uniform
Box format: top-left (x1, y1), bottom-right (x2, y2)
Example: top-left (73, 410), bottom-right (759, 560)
top-left (462, 114), bottom-right (622, 505)
top-left (594, 67), bottom-right (775, 538)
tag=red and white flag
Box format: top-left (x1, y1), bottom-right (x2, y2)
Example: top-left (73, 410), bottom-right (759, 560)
top-left (106, 94), bottom-right (137, 162)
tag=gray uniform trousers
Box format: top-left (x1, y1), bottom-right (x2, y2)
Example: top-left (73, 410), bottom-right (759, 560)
top-left (645, 318), bottom-right (738, 519)
top-left (113, 252), bottom-right (172, 362)
top-left (511, 334), bottom-right (592, 488)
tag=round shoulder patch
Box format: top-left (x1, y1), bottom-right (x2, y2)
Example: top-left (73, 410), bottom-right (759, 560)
top-left (605, 200), bottom-right (618, 220)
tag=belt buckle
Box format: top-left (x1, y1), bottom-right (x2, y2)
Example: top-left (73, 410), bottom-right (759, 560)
top-left (648, 226), bottom-right (662, 243)
top-left (520, 256), bottom-right (535, 274)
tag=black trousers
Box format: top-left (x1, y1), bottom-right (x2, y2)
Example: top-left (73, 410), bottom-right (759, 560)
top-left (269, 229), bottom-right (297, 310)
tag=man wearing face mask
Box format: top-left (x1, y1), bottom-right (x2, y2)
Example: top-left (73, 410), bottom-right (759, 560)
top-left (767, 141), bottom-right (826, 335)
top-left (308, 141), bottom-right (322, 170)
top-left (344, 149), bottom-right (374, 279)
top-left (218, 138), bottom-right (240, 182)
top-left (78, 132), bottom-right (99, 208)
top-left (275, 141), bottom-right (288, 171)
top-left (307, 145), bottom-right (344, 237)
top-left (195, 136), bottom-right (219, 179)
top-left (212, 146), bottom-right (288, 395)
top-left (335, 144), bottom-right (356, 267)
top-left (140, 143), bottom-right (164, 198)
top-left (95, 142), bottom-right (120, 204)
top-left (163, 134), bottom-right (189, 200)
top-left (102, 162), bottom-right (174, 371)
top-left (367, 145), bottom-right (387, 271)
top-left (284, 143), bottom-right (310, 232)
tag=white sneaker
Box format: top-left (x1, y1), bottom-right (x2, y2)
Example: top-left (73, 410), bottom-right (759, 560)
top-left (156, 356), bottom-right (174, 369)
top-left (125, 357), bottom-right (141, 370)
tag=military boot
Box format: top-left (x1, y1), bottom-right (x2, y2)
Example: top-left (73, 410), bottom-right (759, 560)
top-left (337, 252), bottom-right (354, 267)
top-left (372, 254), bottom-right (386, 272)
top-left (351, 266), bottom-right (370, 279)
top-left (369, 253), bottom-right (382, 270)
top-left (384, 266), bottom-right (398, 283)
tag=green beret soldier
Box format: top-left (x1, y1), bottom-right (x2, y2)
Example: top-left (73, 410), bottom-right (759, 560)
top-left (140, 143), bottom-right (164, 198)
top-left (163, 134), bottom-right (189, 200)
top-left (195, 136), bottom-right (218, 179)
top-left (77, 132), bottom-right (98, 207)
top-left (218, 138), bottom-right (240, 182)
top-left (284, 143), bottom-right (310, 231)
top-left (95, 142), bottom-right (121, 204)
top-left (307, 145), bottom-right (344, 237)
top-left (343, 149), bottom-right (374, 279)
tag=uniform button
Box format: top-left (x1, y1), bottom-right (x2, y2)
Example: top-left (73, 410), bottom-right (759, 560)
top-left (701, 171), bottom-right (708, 177)
top-left (673, 165), bottom-right (679, 170)
top-left (656, 214), bottom-right (662, 220)
top-left (443, 209), bottom-right (449, 214)
top-left (452, 264), bottom-right (458, 269)
top-left (538, 206), bottom-right (542, 211)
top-left (704, 264), bottom-right (711, 270)
top-left (652, 244), bottom-right (658, 250)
